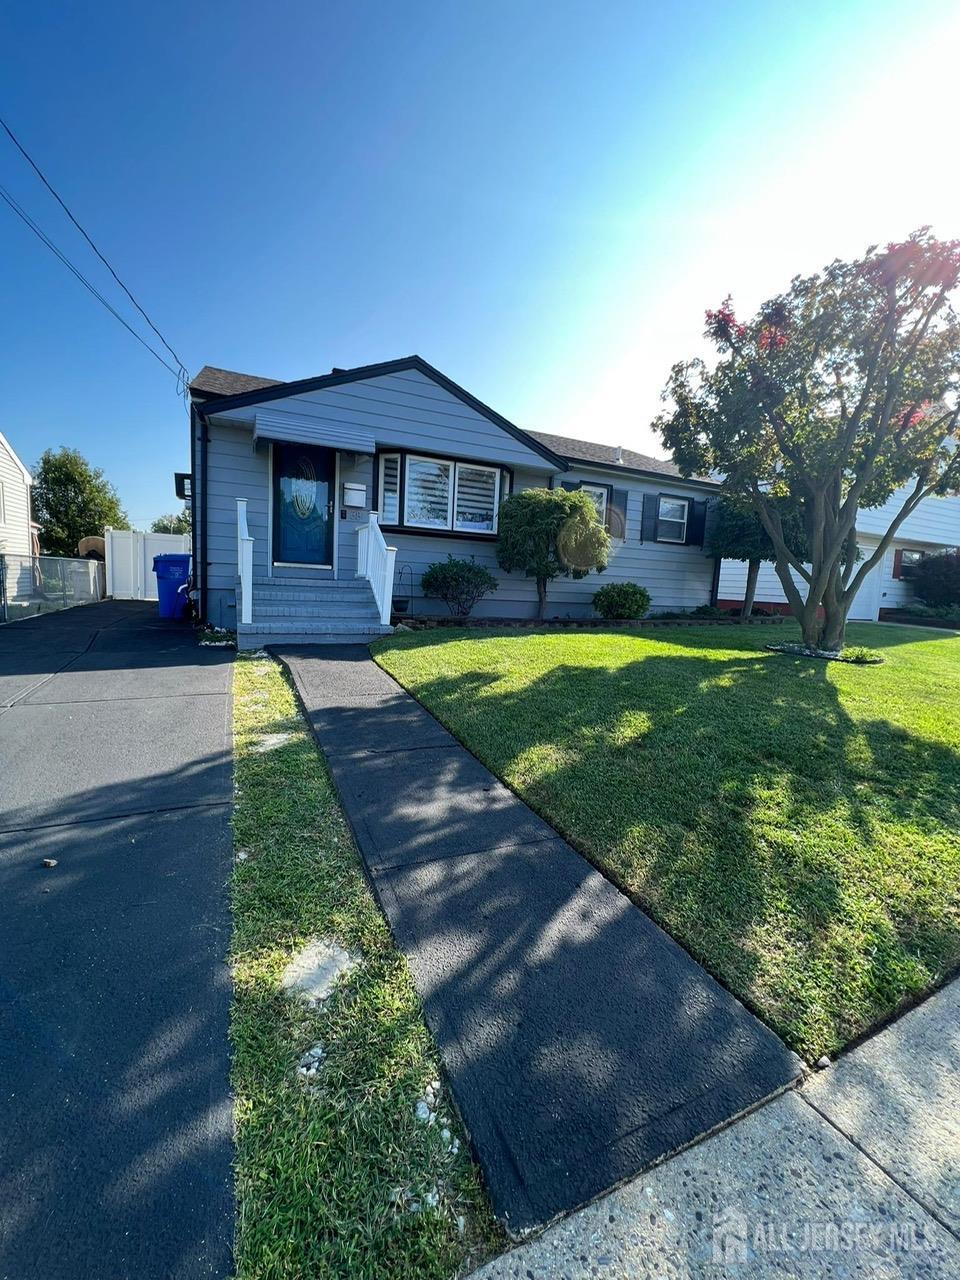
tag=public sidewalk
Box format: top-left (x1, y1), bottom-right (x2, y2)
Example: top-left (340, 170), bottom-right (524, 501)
top-left (474, 977), bottom-right (960, 1278)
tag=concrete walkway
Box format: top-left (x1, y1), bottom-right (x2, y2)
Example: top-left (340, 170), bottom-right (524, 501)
top-left (278, 645), bottom-right (803, 1234)
top-left (0, 603), bottom-right (233, 1280)
top-left (475, 978), bottom-right (960, 1278)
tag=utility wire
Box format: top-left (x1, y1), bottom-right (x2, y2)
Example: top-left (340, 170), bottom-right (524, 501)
top-left (0, 113), bottom-right (188, 385)
top-left (0, 181), bottom-right (181, 378)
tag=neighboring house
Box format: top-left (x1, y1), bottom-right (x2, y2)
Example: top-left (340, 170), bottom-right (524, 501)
top-left (717, 485), bottom-right (960, 621)
top-left (0, 431), bottom-right (36, 558)
top-left (188, 358), bottom-right (721, 646)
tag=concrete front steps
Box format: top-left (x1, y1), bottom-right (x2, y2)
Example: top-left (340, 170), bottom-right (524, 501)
top-left (236, 574), bottom-right (393, 649)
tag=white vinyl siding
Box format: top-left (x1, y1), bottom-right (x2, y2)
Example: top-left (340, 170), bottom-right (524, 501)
top-left (0, 436), bottom-right (33, 558)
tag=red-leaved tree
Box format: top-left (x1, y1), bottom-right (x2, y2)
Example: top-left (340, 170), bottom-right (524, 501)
top-left (657, 230), bottom-right (960, 650)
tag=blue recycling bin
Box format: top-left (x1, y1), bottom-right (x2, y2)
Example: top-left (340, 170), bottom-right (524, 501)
top-left (153, 553), bottom-right (191, 619)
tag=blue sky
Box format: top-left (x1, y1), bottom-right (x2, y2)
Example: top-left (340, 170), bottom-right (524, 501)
top-left (1, 1), bottom-right (958, 527)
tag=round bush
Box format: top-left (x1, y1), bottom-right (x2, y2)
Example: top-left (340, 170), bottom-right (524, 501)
top-left (420, 556), bottom-right (498, 616)
top-left (911, 551), bottom-right (960, 608)
top-left (592, 581), bottom-right (651, 620)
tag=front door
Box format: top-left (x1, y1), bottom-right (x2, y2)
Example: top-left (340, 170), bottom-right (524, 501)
top-left (273, 443), bottom-right (335, 566)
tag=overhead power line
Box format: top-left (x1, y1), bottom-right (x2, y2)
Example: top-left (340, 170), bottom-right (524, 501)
top-left (0, 181), bottom-right (181, 378)
top-left (0, 113), bottom-right (188, 385)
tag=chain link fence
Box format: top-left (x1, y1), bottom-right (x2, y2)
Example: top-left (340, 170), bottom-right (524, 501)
top-left (0, 554), bottom-right (105, 623)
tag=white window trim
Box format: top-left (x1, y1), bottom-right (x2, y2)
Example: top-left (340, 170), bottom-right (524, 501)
top-left (381, 451), bottom-right (506, 534)
top-left (453, 461), bottom-right (501, 534)
top-left (656, 495), bottom-right (689, 543)
top-left (580, 483), bottom-right (608, 527)
top-left (403, 454), bottom-right (455, 530)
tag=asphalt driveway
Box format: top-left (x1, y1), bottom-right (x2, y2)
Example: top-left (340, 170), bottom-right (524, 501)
top-left (0, 603), bottom-right (233, 1280)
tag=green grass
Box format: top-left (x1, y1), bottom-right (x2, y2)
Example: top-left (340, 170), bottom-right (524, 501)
top-left (373, 622), bottom-right (960, 1062)
top-left (231, 652), bottom-right (500, 1280)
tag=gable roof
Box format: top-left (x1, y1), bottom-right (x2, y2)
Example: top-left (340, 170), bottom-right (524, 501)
top-left (189, 355), bottom-right (568, 470)
top-left (188, 359), bottom-right (718, 487)
top-left (527, 429), bottom-right (719, 488)
top-left (190, 366), bottom-right (284, 399)
top-left (0, 431), bottom-right (32, 485)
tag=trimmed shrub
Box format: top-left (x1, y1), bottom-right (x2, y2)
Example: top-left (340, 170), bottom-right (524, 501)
top-left (592, 581), bottom-right (651, 620)
top-left (842, 645), bottom-right (884, 665)
top-left (420, 556), bottom-right (498, 617)
top-left (911, 551), bottom-right (960, 608)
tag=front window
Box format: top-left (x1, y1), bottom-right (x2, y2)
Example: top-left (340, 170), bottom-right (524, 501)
top-left (580, 483), bottom-right (608, 526)
top-left (379, 451), bottom-right (507, 535)
top-left (379, 453), bottom-right (401, 524)
top-left (657, 495), bottom-right (689, 543)
top-left (404, 456), bottom-right (453, 529)
top-left (454, 463), bottom-right (500, 533)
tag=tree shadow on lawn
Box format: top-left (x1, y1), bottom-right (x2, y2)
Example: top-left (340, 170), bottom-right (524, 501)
top-left (398, 642), bottom-right (960, 1060)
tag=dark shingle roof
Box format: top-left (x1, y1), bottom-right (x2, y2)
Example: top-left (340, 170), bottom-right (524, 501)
top-left (189, 366), bottom-right (285, 398)
top-left (526, 430), bottom-right (706, 481)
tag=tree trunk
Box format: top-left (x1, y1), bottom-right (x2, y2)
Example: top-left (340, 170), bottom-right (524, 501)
top-left (798, 603), bottom-right (825, 651)
top-left (820, 591), bottom-right (848, 652)
top-left (742, 559), bottom-right (760, 618)
top-left (536, 577), bottom-right (547, 620)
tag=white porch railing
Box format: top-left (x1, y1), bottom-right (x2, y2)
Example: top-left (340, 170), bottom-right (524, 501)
top-left (357, 512), bottom-right (397, 626)
top-left (236, 498), bottom-right (254, 624)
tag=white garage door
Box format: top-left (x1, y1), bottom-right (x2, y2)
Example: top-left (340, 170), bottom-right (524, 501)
top-left (847, 554), bottom-right (882, 620)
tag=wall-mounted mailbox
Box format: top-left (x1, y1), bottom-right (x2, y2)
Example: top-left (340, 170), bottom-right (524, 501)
top-left (343, 482), bottom-right (367, 508)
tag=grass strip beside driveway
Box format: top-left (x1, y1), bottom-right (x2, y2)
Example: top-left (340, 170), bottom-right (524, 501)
top-left (231, 651), bottom-right (499, 1279)
top-left (374, 622), bottom-right (960, 1062)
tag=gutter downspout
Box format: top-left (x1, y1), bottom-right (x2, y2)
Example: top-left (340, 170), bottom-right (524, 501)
top-left (193, 403), bottom-right (209, 622)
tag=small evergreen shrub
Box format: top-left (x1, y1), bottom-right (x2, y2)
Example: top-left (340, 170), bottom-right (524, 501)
top-left (592, 581), bottom-right (651, 620)
top-left (842, 645), bottom-right (884, 665)
top-left (898, 603), bottom-right (960, 625)
top-left (420, 556), bottom-right (499, 616)
top-left (911, 552), bottom-right (960, 608)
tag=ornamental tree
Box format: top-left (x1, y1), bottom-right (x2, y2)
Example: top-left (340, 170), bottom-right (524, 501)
top-left (32, 447), bottom-right (129, 557)
top-left (707, 496), bottom-right (807, 617)
top-left (657, 231), bottom-right (960, 651)
top-left (496, 487), bottom-right (609, 619)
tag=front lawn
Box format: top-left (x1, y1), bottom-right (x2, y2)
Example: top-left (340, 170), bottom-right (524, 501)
top-left (231, 652), bottom-right (499, 1279)
top-left (374, 622), bottom-right (960, 1061)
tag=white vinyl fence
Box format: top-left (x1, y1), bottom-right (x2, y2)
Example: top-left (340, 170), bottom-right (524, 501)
top-left (105, 528), bottom-right (191, 601)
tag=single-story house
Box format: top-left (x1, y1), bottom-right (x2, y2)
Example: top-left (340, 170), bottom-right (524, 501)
top-left (188, 358), bottom-right (721, 646)
top-left (187, 357), bottom-right (959, 645)
top-left (716, 485), bottom-right (960, 621)
top-left (0, 431), bottom-right (38, 559)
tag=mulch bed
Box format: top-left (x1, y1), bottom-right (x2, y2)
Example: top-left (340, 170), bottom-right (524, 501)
top-left (394, 614), bottom-right (789, 631)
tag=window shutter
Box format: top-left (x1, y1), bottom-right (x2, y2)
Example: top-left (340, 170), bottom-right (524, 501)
top-left (559, 481), bottom-right (579, 492)
top-left (892, 548), bottom-right (903, 579)
top-left (686, 498), bottom-right (708, 547)
top-left (641, 492), bottom-right (659, 543)
top-left (608, 488), bottom-right (628, 539)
